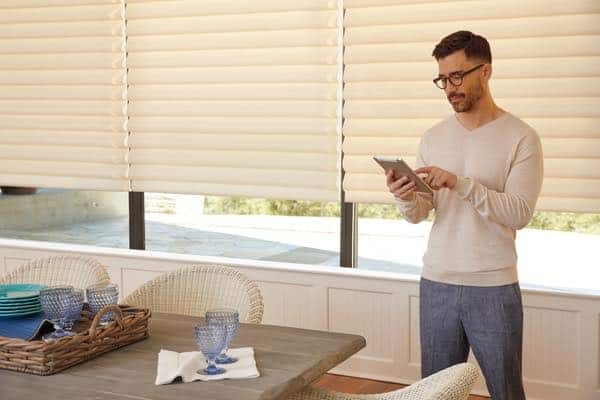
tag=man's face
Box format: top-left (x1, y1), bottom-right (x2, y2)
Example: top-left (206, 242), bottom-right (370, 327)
top-left (436, 50), bottom-right (485, 113)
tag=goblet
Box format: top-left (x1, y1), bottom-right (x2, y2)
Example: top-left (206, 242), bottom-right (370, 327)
top-left (194, 323), bottom-right (227, 375)
top-left (205, 308), bottom-right (240, 364)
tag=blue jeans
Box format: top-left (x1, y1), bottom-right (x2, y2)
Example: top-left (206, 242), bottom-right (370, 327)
top-left (420, 278), bottom-right (526, 400)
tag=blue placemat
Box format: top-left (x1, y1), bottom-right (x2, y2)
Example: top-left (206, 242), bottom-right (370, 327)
top-left (0, 312), bottom-right (53, 341)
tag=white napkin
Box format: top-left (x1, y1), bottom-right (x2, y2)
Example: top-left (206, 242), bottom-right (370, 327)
top-left (155, 347), bottom-right (260, 385)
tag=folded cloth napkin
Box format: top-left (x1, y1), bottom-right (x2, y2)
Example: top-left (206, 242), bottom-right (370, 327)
top-left (0, 312), bottom-right (53, 340)
top-left (155, 347), bottom-right (260, 385)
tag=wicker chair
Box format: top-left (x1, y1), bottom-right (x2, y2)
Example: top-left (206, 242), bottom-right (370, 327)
top-left (0, 255), bottom-right (111, 289)
top-left (122, 264), bottom-right (264, 324)
top-left (287, 363), bottom-right (479, 400)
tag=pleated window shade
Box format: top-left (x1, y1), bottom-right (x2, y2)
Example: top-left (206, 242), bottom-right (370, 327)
top-left (342, 0), bottom-right (600, 212)
top-left (1, 0), bottom-right (599, 212)
top-left (0, 0), bottom-right (129, 191)
top-left (126, 0), bottom-right (342, 201)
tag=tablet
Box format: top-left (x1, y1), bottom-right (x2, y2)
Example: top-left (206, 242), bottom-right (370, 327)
top-left (373, 156), bottom-right (433, 195)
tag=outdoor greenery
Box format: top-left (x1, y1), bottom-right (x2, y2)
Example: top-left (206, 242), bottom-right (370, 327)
top-left (528, 211), bottom-right (600, 234)
top-left (203, 196), bottom-right (600, 234)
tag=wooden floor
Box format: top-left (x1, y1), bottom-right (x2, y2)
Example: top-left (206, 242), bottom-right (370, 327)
top-left (313, 373), bottom-right (488, 400)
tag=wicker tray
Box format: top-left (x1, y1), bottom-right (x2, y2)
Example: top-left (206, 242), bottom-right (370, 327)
top-left (0, 304), bottom-right (151, 375)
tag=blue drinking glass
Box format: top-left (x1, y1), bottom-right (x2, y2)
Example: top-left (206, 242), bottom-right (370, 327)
top-left (205, 308), bottom-right (240, 364)
top-left (63, 289), bottom-right (84, 333)
top-left (194, 323), bottom-right (227, 375)
top-left (40, 286), bottom-right (76, 341)
top-left (86, 284), bottom-right (118, 325)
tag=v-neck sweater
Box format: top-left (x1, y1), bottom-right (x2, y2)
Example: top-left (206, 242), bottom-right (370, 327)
top-left (397, 112), bottom-right (544, 286)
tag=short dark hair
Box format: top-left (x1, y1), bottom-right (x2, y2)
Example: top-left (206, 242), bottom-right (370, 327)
top-left (432, 31), bottom-right (492, 64)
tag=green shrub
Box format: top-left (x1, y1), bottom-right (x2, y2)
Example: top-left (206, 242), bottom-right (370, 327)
top-left (203, 196), bottom-right (599, 234)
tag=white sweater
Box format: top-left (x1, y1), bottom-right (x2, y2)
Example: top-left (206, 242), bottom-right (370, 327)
top-left (397, 113), bottom-right (544, 286)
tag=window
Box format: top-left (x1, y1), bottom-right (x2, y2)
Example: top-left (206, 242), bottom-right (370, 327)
top-left (0, 188), bottom-right (128, 249)
top-left (144, 193), bottom-right (340, 265)
top-left (357, 204), bottom-right (600, 293)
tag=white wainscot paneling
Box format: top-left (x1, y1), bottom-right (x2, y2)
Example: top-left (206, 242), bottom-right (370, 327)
top-left (523, 306), bottom-right (579, 386)
top-left (328, 287), bottom-right (394, 364)
top-left (519, 294), bottom-right (600, 400)
top-left (258, 280), bottom-right (318, 329)
top-left (408, 295), bottom-right (420, 367)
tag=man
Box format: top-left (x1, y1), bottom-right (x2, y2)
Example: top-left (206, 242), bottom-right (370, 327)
top-left (386, 31), bottom-right (543, 399)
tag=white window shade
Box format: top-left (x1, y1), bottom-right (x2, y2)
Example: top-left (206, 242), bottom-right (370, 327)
top-left (0, 0), bottom-right (129, 191)
top-left (127, 0), bottom-right (342, 201)
top-left (343, 0), bottom-right (600, 212)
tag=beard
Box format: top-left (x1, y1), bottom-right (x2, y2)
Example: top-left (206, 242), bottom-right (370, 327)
top-left (447, 84), bottom-right (483, 113)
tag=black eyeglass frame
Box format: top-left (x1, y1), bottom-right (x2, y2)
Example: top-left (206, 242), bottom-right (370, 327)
top-left (433, 63), bottom-right (485, 89)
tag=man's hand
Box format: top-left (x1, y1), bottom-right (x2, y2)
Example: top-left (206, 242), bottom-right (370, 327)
top-left (386, 170), bottom-right (416, 201)
top-left (414, 166), bottom-right (457, 190)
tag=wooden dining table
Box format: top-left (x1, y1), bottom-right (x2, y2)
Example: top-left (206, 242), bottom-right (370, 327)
top-left (0, 312), bottom-right (366, 400)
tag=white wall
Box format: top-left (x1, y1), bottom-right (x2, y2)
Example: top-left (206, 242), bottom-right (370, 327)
top-left (1, 238), bottom-right (598, 400)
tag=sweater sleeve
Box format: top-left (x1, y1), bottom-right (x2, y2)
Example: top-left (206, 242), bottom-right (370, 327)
top-left (453, 132), bottom-right (544, 230)
top-left (395, 136), bottom-right (434, 224)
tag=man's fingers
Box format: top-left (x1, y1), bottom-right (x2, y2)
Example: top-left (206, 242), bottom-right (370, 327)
top-left (392, 181), bottom-right (415, 196)
top-left (388, 176), bottom-right (409, 190)
top-left (390, 182), bottom-right (408, 193)
top-left (423, 170), bottom-right (442, 189)
top-left (424, 171), bottom-right (437, 185)
top-left (399, 181), bottom-right (415, 193)
top-left (395, 184), bottom-right (416, 200)
top-left (385, 170), bottom-right (395, 184)
top-left (412, 166), bottom-right (455, 190)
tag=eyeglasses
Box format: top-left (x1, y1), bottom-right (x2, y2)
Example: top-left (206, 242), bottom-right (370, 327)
top-left (433, 64), bottom-right (485, 89)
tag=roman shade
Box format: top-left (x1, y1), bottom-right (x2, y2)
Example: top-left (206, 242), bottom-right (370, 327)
top-left (126, 0), bottom-right (342, 201)
top-left (342, 0), bottom-right (600, 212)
top-left (0, 0), bottom-right (129, 191)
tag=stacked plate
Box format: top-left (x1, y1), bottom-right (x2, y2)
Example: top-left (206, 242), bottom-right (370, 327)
top-left (0, 284), bottom-right (45, 317)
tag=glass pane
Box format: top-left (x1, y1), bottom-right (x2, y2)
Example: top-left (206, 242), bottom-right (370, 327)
top-left (357, 203), bottom-right (428, 275)
top-left (145, 193), bottom-right (340, 265)
top-left (518, 211), bottom-right (600, 293)
top-left (357, 204), bottom-right (600, 294)
top-left (0, 187), bottom-right (128, 248)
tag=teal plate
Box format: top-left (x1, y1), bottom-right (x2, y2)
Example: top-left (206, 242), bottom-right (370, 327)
top-left (0, 284), bottom-right (46, 301)
top-left (0, 297), bottom-right (41, 306)
top-left (0, 302), bottom-right (41, 311)
top-left (0, 307), bottom-right (43, 318)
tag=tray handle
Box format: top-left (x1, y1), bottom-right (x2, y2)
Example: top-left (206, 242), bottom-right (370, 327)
top-left (89, 304), bottom-right (125, 339)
